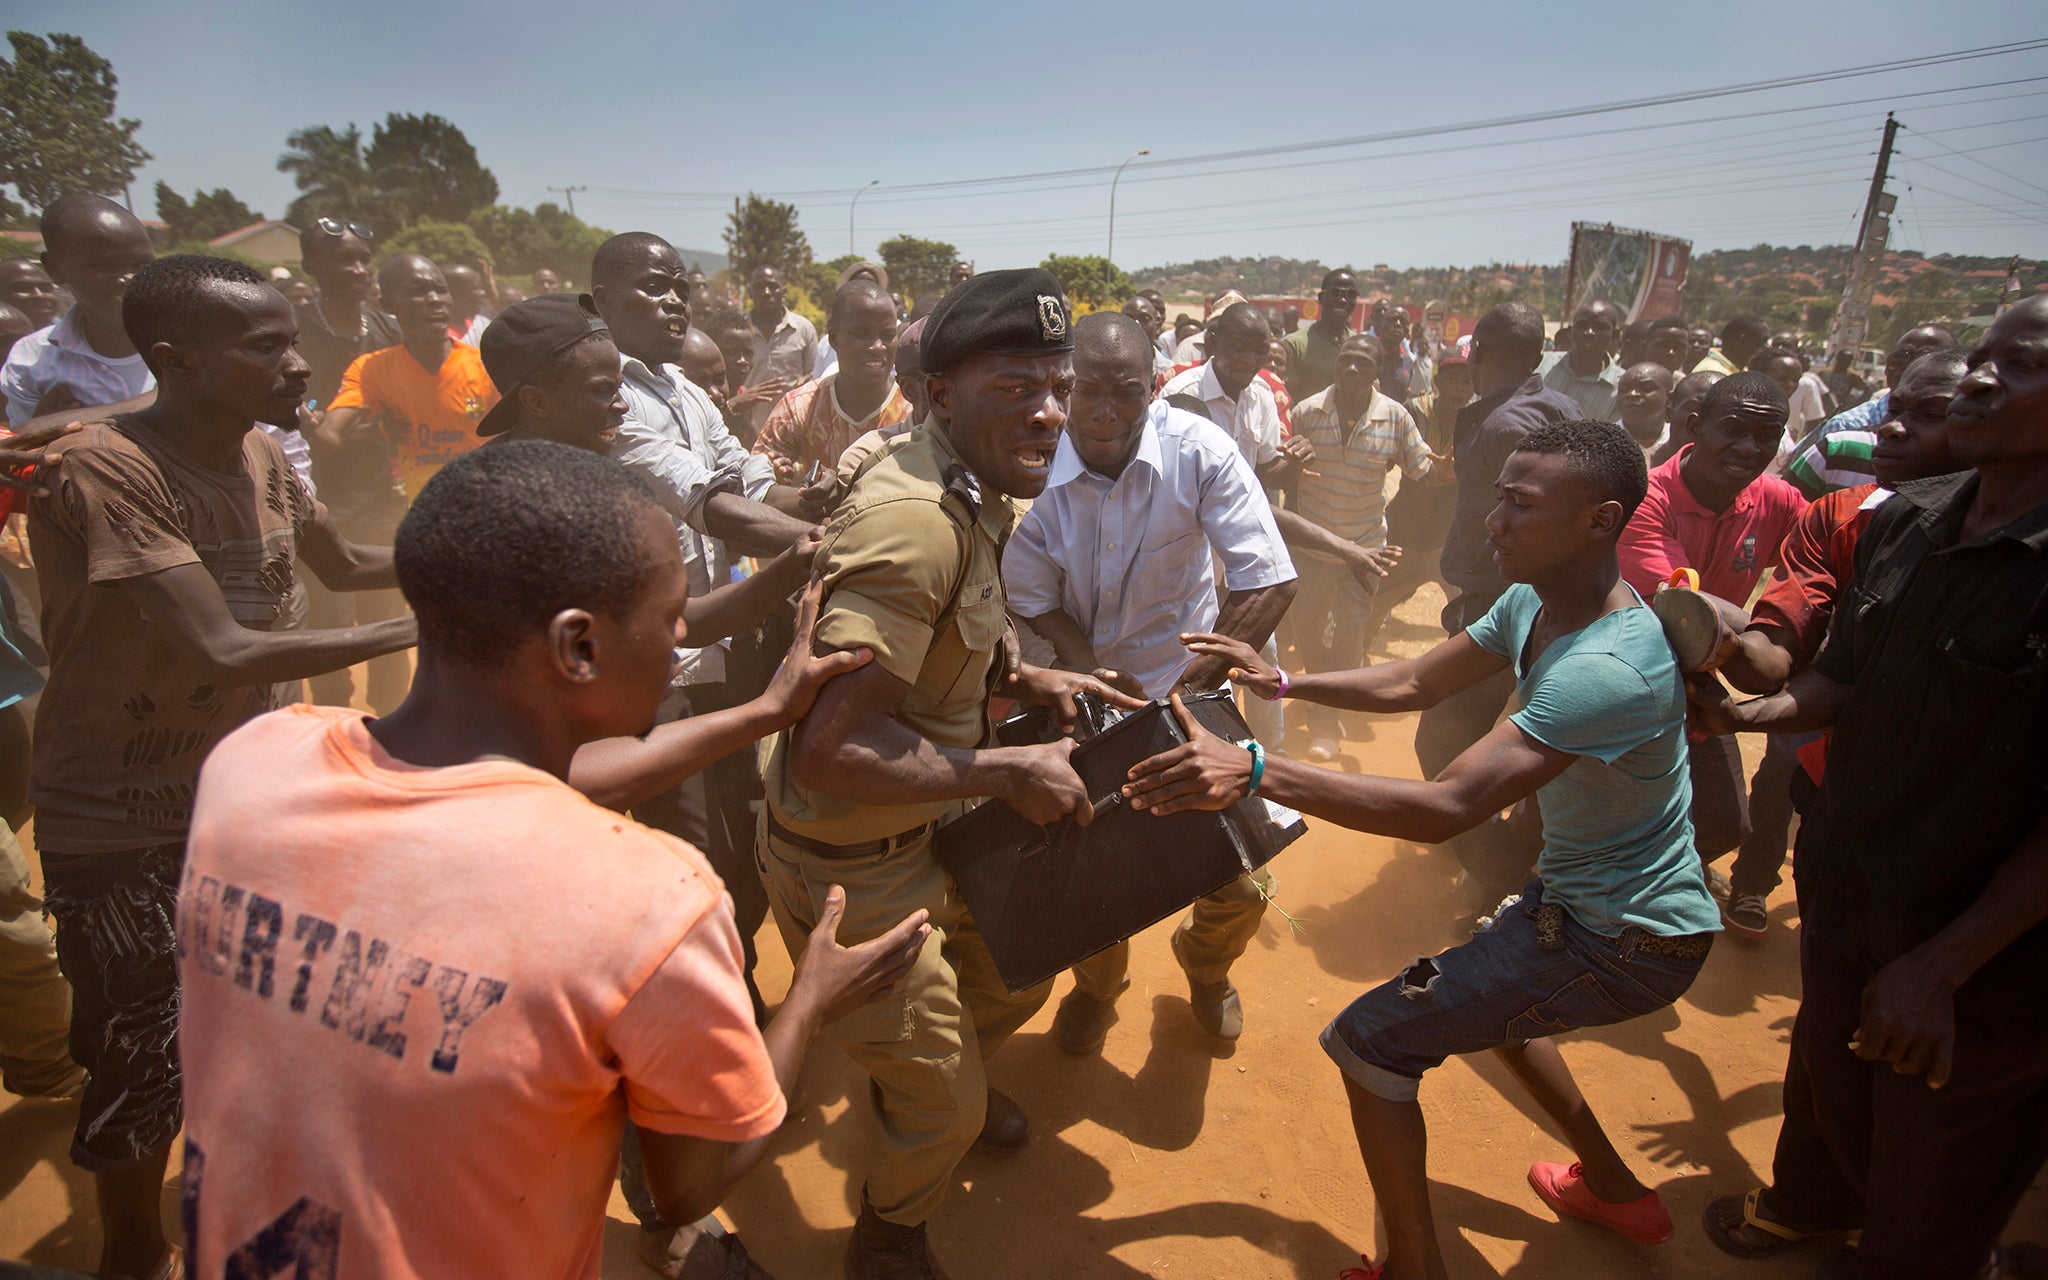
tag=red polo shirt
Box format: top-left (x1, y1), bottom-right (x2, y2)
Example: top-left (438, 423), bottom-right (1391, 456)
top-left (1619, 445), bottom-right (1807, 604)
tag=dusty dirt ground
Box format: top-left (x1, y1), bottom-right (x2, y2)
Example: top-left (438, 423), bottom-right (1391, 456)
top-left (3, 578), bottom-right (2043, 1278)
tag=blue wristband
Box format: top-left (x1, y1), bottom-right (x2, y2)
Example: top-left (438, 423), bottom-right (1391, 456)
top-left (1244, 739), bottom-right (1266, 798)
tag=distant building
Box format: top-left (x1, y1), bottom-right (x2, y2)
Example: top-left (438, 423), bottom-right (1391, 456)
top-left (208, 220), bottom-right (301, 265)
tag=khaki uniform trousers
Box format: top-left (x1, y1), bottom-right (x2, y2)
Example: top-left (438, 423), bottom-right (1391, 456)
top-left (758, 814), bottom-right (1051, 1227)
top-left (1071, 866), bottom-right (1273, 1000)
top-left (0, 822), bottom-right (79, 1096)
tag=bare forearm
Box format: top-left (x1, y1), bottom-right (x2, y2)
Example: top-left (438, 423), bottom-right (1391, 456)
top-left (570, 699), bottom-right (790, 811)
top-left (1912, 811), bottom-right (2048, 990)
top-left (702, 490), bottom-right (812, 558)
top-left (1721, 667), bottom-right (1850, 733)
top-left (682, 557), bottom-right (803, 647)
top-left (1286, 659), bottom-right (1432, 713)
top-left (1720, 628), bottom-right (1797, 696)
top-left (1181, 582), bottom-right (1294, 690)
top-left (1020, 609), bottom-right (1098, 672)
top-left (792, 718), bottom-right (1016, 808)
top-left (716, 988), bottom-right (828, 1188)
top-left (201, 615), bottom-right (417, 686)
top-left (304, 540), bottom-right (398, 592)
top-left (1261, 756), bottom-right (1479, 844)
top-left (1272, 508), bottom-right (1365, 569)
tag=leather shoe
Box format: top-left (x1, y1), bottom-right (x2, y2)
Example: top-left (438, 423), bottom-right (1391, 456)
top-left (844, 1193), bottom-right (952, 1280)
top-left (1051, 982), bottom-right (1124, 1055)
top-left (1186, 974), bottom-right (1244, 1040)
top-left (975, 1089), bottom-right (1029, 1152)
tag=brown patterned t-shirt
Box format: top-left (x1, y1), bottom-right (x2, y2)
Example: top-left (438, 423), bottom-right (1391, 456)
top-left (27, 418), bottom-right (321, 854)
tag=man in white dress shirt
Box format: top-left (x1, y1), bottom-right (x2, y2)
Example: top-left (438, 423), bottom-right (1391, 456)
top-left (1008, 312), bottom-right (1297, 1048)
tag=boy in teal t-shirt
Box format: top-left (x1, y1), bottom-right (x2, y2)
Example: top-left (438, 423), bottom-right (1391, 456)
top-left (1127, 419), bottom-right (1719, 1278)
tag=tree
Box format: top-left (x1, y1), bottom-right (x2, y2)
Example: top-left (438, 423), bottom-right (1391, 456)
top-left (466, 202), bottom-right (608, 278)
top-left (155, 181), bottom-right (259, 244)
top-left (278, 123), bottom-right (383, 229)
top-left (385, 220), bottom-right (493, 270)
top-left (0, 32), bottom-right (150, 213)
top-left (366, 113), bottom-right (498, 226)
top-left (723, 193), bottom-right (810, 279)
top-left (1040, 253), bottom-right (1131, 310)
top-left (878, 235), bottom-right (959, 304)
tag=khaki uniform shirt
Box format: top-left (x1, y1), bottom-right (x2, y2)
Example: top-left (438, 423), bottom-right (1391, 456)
top-left (763, 426), bottom-right (1015, 843)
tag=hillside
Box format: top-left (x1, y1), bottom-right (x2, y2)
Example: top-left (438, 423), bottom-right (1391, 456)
top-left (1134, 246), bottom-right (2046, 347)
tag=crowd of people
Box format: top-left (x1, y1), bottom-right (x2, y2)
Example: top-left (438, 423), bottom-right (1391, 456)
top-left (0, 192), bottom-right (2041, 1280)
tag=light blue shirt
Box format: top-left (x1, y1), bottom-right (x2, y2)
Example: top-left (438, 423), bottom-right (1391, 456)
top-left (610, 354), bottom-right (777, 684)
top-left (1005, 402), bottom-right (1294, 697)
top-left (1467, 584), bottom-right (1720, 937)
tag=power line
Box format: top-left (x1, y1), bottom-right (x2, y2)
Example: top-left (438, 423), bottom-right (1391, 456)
top-left (585, 43), bottom-right (2048, 207)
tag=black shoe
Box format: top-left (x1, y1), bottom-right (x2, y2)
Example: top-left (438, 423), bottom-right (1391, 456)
top-left (844, 1194), bottom-right (952, 1280)
top-left (1051, 982), bottom-right (1124, 1055)
top-left (1186, 974), bottom-right (1243, 1040)
top-left (975, 1089), bottom-right (1029, 1152)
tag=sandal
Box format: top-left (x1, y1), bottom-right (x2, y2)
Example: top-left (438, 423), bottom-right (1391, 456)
top-left (1701, 1188), bottom-right (1820, 1259)
top-left (1652, 569), bottom-right (1751, 673)
top-left (637, 1216), bottom-right (777, 1280)
top-left (1337, 1258), bottom-right (1384, 1279)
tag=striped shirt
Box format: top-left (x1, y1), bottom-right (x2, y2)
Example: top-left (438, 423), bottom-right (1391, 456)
top-left (1, 309), bottom-right (155, 426)
top-left (1784, 428), bottom-right (1878, 500)
top-left (1538, 351), bottom-right (1623, 423)
top-left (1289, 385), bottom-right (1433, 552)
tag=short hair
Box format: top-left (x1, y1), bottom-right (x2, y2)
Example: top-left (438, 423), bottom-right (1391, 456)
top-left (829, 278), bottom-right (893, 329)
top-left (39, 192), bottom-right (139, 259)
top-left (395, 441), bottom-right (667, 665)
top-left (121, 254), bottom-right (268, 376)
top-left (1073, 310), bottom-right (1152, 371)
top-left (1745, 347), bottom-right (1802, 374)
top-left (1647, 315), bottom-right (1689, 335)
top-left (1513, 418), bottom-right (1650, 521)
top-left (1897, 344), bottom-right (1970, 384)
top-left (1720, 314), bottom-right (1770, 347)
top-left (699, 306), bottom-right (751, 342)
top-left (1474, 301), bottom-right (1545, 370)
top-left (1672, 369), bottom-right (1724, 405)
top-left (1319, 269), bottom-right (1356, 291)
top-left (1700, 370), bottom-right (1789, 420)
top-left (377, 253), bottom-right (440, 298)
top-left (1213, 302), bottom-right (1268, 339)
top-left (1339, 333), bottom-right (1385, 365)
top-left (298, 219), bottom-right (374, 262)
top-left (1621, 319), bottom-right (1652, 344)
top-left (590, 232), bottom-right (673, 290)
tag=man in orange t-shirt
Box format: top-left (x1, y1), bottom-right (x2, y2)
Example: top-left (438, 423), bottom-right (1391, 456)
top-left (312, 253), bottom-right (497, 500)
top-left (176, 441), bottom-right (927, 1279)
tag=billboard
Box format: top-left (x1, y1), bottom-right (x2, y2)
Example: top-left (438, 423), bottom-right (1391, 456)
top-left (1562, 222), bottom-right (1691, 323)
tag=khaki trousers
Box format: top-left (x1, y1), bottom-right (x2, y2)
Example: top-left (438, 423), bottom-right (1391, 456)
top-left (1071, 866), bottom-right (1273, 999)
top-left (0, 822), bottom-right (78, 1096)
top-left (758, 815), bottom-right (1051, 1227)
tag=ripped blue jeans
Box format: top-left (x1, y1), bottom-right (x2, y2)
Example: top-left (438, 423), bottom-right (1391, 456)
top-left (1320, 880), bottom-right (1710, 1102)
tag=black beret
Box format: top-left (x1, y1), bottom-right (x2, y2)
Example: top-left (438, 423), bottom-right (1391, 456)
top-left (919, 267), bottom-right (1073, 375)
top-left (475, 294), bottom-right (610, 437)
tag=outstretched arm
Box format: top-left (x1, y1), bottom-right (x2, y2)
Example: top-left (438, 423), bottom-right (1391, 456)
top-left (118, 561), bottom-right (415, 686)
top-left (1121, 694), bottom-right (1574, 846)
top-left (1179, 628), bottom-right (1507, 714)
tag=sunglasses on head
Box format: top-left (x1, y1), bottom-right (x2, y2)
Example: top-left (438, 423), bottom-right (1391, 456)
top-left (314, 218), bottom-right (375, 241)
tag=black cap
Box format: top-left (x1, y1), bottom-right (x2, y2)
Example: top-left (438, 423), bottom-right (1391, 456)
top-left (919, 268), bottom-right (1072, 375)
top-left (475, 294), bottom-right (611, 437)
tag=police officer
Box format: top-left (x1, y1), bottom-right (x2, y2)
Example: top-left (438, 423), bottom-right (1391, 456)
top-left (758, 269), bottom-right (1140, 1280)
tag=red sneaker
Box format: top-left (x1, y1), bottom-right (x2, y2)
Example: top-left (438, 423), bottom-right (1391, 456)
top-left (1527, 1161), bottom-right (1674, 1245)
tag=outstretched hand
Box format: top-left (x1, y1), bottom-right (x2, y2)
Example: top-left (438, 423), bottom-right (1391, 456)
top-left (1122, 692), bottom-right (1254, 817)
top-left (1683, 674), bottom-right (1745, 737)
top-left (792, 885), bottom-right (931, 1025)
top-left (763, 574), bottom-right (873, 724)
top-left (1179, 632), bottom-right (1279, 699)
top-left (0, 420), bottom-right (86, 496)
top-left (1006, 662), bottom-right (1148, 735)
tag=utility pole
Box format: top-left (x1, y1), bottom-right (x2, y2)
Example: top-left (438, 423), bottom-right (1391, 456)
top-left (1107, 148), bottom-right (1149, 301)
top-left (547, 185), bottom-right (587, 219)
top-left (1824, 114), bottom-right (1898, 367)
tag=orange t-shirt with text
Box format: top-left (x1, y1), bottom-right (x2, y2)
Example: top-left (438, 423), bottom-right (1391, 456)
top-left (176, 704), bottom-right (783, 1280)
top-left (329, 343), bottom-right (496, 499)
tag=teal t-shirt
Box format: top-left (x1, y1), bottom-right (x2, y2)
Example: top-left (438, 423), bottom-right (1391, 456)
top-left (1466, 583), bottom-right (1720, 937)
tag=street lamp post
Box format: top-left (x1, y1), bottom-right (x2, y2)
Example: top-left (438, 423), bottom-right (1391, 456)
top-left (850, 179), bottom-right (879, 257)
top-left (1107, 148), bottom-right (1150, 300)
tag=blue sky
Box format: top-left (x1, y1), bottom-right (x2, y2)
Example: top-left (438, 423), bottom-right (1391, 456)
top-left (13, 0), bottom-right (2048, 270)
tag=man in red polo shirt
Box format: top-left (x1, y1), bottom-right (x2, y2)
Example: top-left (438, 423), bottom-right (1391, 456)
top-left (1618, 371), bottom-right (1805, 932)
